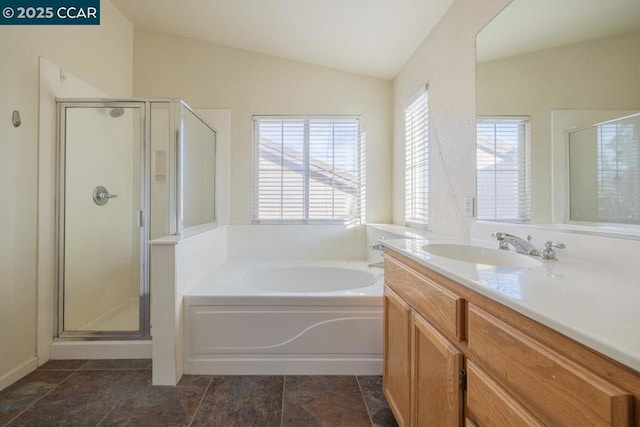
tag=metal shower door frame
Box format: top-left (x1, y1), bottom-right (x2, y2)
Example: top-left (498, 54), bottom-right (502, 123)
top-left (55, 99), bottom-right (151, 340)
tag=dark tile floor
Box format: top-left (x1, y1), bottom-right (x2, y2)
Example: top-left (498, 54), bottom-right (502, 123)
top-left (0, 360), bottom-right (398, 427)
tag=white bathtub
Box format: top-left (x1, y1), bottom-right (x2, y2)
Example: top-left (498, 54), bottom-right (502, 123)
top-left (183, 260), bottom-right (384, 375)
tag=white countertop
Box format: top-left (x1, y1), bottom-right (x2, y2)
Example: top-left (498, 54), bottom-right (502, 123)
top-left (383, 237), bottom-right (640, 373)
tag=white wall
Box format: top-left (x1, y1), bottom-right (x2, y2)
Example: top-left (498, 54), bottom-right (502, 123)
top-left (227, 225), bottom-right (367, 260)
top-left (0, 0), bottom-right (133, 390)
top-left (132, 29), bottom-right (393, 227)
top-left (392, 0), bottom-right (510, 237)
top-left (477, 31), bottom-right (640, 222)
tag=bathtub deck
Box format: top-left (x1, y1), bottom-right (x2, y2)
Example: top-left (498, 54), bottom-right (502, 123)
top-left (185, 259), bottom-right (384, 306)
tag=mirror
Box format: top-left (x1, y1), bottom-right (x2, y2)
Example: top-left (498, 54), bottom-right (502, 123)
top-left (182, 106), bottom-right (216, 229)
top-left (476, 0), bottom-right (640, 230)
top-left (568, 113), bottom-right (640, 225)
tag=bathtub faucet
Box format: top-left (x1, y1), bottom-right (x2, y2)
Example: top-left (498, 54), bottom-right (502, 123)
top-left (368, 237), bottom-right (385, 268)
top-left (369, 236), bottom-right (385, 252)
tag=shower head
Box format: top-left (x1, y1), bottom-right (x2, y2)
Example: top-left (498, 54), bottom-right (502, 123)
top-left (109, 107), bottom-right (125, 118)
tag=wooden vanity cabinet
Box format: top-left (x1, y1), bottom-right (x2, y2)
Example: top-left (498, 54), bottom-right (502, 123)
top-left (383, 286), bottom-right (464, 427)
top-left (383, 248), bottom-right (640, 427)
top-left (384, 253), bottom-right (466, 426)
top-left (383, 288), bottom-right (411, 426)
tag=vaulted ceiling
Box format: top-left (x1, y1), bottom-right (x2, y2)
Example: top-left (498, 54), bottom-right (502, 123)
top-left (111, 0), bottom-right (455, 79)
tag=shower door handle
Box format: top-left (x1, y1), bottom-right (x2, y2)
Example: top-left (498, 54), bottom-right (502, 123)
top-left (92, 186), bottom-right (118, 206)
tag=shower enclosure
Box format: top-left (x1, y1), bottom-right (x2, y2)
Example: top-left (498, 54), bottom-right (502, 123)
top-left (56, 99), bottom-right (216, 339)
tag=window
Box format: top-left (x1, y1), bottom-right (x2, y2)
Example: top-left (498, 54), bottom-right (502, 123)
top-left (253, 116), bottom-right (361, 223)
top-left (476, 117), bottom-right (530, 221)
top-left (405, 88), bottom-right (429, 228)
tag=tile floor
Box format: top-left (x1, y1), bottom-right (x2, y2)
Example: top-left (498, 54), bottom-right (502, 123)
top-left (0, 360), bottom-right (398, 427)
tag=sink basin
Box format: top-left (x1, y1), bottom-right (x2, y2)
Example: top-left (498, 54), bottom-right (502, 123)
top-left (421, 243), bottom-right (542, 268)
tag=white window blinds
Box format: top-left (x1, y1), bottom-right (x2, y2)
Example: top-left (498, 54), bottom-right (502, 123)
top-left (593, 121), bottom-right (640, 224)
top-left (476, 117), bottom-right (530, 221)
top-left (405, 89), bottom-right (429, 228)
top-left (253, 117), bottom-right (361, 223)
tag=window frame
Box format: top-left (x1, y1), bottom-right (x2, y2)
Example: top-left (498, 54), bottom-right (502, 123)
top-left (252, 115), bottom-right (362, 225)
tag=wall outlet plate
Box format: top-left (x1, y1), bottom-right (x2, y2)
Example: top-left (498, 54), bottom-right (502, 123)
top-left (464, 197), bottom-right (475, 218)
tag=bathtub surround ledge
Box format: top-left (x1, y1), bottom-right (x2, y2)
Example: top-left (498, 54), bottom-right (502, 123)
top-left (150, 226), bottom-right (228, 385)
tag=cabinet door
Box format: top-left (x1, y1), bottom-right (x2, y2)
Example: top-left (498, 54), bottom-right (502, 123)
top-left (466, 361), bottom-right (542, 427)
top-left (383, 287), bottom-right (411, 426)
top-left (412, 312), bottom-right (463, 427)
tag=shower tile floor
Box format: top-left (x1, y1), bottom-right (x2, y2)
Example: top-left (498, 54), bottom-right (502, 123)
top-left (0, 360), bottom-right (397, 427)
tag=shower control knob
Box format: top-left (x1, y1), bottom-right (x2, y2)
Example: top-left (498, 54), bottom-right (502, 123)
top-left (92, 186), bottom-right (118, 206)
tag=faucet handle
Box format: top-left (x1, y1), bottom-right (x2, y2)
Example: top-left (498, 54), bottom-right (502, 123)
top-left (545, 241), bottom-right (566, 249)
top-left (542, 241), bottom-right (566, 260)
top-left (491, 232), bottom-right (509, 250)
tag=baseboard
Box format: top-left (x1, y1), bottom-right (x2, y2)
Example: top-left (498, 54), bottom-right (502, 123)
top-left (50, 341), bottom-right (152, 359)
top-left (185, 356), bottom-right (382, 375)
top-left (0, 357), bottom-right (39, 391)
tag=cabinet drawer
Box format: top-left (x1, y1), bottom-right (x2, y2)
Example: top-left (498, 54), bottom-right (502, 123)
top-left (384, 255), bottom-right (464, 341)
top-left (466, 360), bottom-right (542, 427)
top-left (467, 305), bottom-right (631, 426)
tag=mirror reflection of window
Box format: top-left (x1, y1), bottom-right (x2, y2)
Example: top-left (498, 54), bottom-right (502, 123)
top-left (476, 117), bottom-right (530, 222)
top-left (569, 113), bottom-right (640, 225)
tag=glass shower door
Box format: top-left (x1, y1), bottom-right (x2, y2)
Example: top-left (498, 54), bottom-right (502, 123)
top-left (58, 102), bottom-right (147, 337)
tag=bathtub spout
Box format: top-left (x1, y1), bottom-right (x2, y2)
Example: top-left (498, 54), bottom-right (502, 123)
top-left (368, 261), bottom-right (384, 269)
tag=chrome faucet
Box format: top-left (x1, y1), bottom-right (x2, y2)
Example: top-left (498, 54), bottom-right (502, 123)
top-left (369, 241), bottom-right (385, 252)
top-left (368, 237), bottom-right (385, 268)
top-left (492, 232), bottom-right (540, 256)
